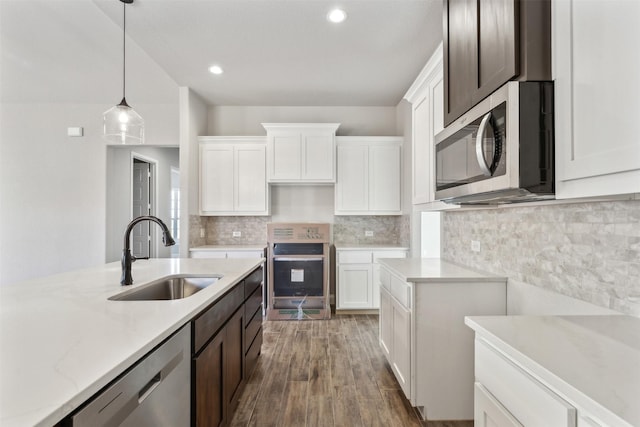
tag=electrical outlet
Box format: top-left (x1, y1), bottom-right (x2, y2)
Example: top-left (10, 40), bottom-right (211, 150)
top-left (232, 231), bottom-right (241, 237)
top-left (365, 230), bottom-right (374, 237)
top-left (200, 228), bottom-right (205, 238)
top-left (471, 240), bottom-right (481, 252)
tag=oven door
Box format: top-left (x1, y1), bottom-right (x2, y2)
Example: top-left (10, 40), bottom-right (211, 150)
top-left (272, 257), bottom-right (324, 297)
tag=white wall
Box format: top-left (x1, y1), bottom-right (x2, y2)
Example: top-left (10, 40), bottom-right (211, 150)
top-left (179, 88), bottom-right (209, 257)
top-left (0, 102), bottom-right (180, 286)
top-left (0, 104), bottom-right (107, 285)
top-left (105, 146), bottom-right (179, 262)
top-left (207, 106), bottom-right (398, 136)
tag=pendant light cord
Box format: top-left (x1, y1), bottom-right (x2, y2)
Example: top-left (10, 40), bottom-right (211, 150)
top-left (122, 0), bottom-right (126, 100)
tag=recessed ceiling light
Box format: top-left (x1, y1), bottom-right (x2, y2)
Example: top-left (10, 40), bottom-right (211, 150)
top-left (208, 65), bottom-right (223, 75)
top-left (327, 8), bottom-right (347, 23)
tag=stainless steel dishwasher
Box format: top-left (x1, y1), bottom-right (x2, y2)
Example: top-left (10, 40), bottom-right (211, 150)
top-left (69, 324), bottom-right (190, 426)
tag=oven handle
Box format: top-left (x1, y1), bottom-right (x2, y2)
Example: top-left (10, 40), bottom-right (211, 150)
top-left (273, 257), bottom-right (323, 262)
top-left (475, 112), bottom-right (494, 177)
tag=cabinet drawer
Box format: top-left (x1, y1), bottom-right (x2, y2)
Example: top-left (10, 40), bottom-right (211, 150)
top-left (244, 285), bottom-right (262, 327)
top-left (227, 250), bottom-right (264, 259)
top-left (190, 250), bottom-right (227, 259)
top-left (193, 284), bottom-right (244, 354)
top-left (338, 251), bottom-right (372, 264)
top-left (372, 250), bottom-right (407, 262)
top-left (245, 309), bottom-right (262, 351)
top-left (245, 326), bottom-right (262, 377)
top-left (243, 267), bottom-right (263, 299)
top-left (475, 339), bottom-right (576, 426)
top-left (475, 382), bottom-right (523, 427)
top-left (390, 275), bottom-right (411, 309)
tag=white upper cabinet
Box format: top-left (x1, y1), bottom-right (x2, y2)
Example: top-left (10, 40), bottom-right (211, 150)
top-left (199, 137), bottom-right (269, 216)
top-left (335, 137), bottom-right (402, 215)
top-left (554, 1), bottom-right (640, 199)
top-left (262, 123), bottom-right (339, 183)
top-left (404, 44), bottom-right (453, 210)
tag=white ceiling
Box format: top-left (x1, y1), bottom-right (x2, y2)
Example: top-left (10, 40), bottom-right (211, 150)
top-left (1, 0), bottom-right (442, 107)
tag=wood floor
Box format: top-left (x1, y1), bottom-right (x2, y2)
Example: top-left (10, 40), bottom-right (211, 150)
top-left (229, 314), bottom-right (473, 427)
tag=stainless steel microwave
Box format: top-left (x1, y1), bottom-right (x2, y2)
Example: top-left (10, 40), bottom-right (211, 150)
top-left (434, 81), bottom-right (554, 204)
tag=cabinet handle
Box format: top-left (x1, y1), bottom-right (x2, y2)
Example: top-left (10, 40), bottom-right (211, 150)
top-left (475, 112), bottom-right (494, 176)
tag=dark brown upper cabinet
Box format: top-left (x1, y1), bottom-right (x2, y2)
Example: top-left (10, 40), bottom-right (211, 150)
top-left (443, 0), bottom-right (551, 126)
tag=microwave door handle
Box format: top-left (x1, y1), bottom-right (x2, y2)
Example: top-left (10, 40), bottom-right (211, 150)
top-left (475, 112), bottom-right (494, 176)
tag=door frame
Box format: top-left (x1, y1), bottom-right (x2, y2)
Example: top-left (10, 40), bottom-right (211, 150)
top-left (130, 152), bottom-right (158, 258)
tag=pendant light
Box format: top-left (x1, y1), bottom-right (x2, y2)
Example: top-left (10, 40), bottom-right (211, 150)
top-left (103, 0), bottom-right (144, 144)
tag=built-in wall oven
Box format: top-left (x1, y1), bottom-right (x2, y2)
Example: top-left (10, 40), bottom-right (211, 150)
top-left (434, 81), bottom-right (554, 204)
top-left (267, 223), bottom-right (330, 320)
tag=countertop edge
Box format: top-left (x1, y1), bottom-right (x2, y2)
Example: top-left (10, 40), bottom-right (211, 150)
top-left (465, 315), bottom-right (636, 427)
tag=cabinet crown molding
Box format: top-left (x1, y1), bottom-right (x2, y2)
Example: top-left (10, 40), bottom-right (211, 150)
top-left (404, 42), bottom-right (443, 104)
top-left (261, 123), bottom-right (340, 132)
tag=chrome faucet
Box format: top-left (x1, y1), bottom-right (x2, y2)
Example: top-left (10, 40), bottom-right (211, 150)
top-left (121, 215), bottom-right (176, 285)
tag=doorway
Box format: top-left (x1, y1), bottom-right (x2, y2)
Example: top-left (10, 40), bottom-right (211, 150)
top-left (131, 154), bottom-right (157, 259)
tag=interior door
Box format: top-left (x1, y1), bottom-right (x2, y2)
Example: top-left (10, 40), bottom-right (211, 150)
top-left (132, 160), bottom-right (150, 258)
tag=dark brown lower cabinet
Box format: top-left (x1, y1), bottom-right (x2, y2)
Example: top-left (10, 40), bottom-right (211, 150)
top-left (192, 265), bottom-right (263, 427)
top-left (195, 330), bottom-right (224, 427)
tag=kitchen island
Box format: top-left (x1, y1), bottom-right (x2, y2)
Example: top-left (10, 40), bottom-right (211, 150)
top-left (0, 257), bottom-right (263, 427)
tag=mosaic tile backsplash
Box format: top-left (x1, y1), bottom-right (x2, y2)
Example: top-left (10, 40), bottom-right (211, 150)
top-left (192, 215), bottom-right (410, 246)
top-left (442, 200), bottom-right (640, 316)
top-left (333, 215), bottom-right (410, 245)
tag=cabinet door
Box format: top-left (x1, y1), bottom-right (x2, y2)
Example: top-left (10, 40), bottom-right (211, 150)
top-left (337, 264), bottom-right (373, 309)
top-left (235, 144), bottom-right (268, 213)
top-left (412, 55), bottom-right (443, 205)
top-left (200, 145), bottom-right (234, 213)
top-left (379, 287), bottom-right (393, 360)
top-left (269, 134), bottom-right (301, 180)
top-left (224, 307), bottom-right (245, 410)
top-left (392, 299), bottom-right (411, 399)
top-left (474, 0), bottom-right (518, 103)
top-left (303, 133), bottom-right (335, 181)
top-left (474, 383), bottom-right (523, 427)
top-left (335, 144), bottom-right (369, 213)
top-left (195, 332), bottom-right (225, 427)
top-left (443, 0), bottom-right (477, 125)
top-left (369, 144), bottom-right (401, 213)
top-left (554, 0), bottom-right (640, 198)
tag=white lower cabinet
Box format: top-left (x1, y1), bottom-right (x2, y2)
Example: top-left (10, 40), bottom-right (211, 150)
top-left (474, 338), bottom-right (576, 427)
top-left (391, 296), bottom-right (411, 397)
top-left (336, 248), bottom-right (407, 311)
top-left (378, 262), bottom-right (506, 421)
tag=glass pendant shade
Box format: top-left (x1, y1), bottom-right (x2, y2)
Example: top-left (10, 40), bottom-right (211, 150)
top-left (103, 98), bottom-right (144, 144)
top-left (103, 0), bottom-right (144, 144)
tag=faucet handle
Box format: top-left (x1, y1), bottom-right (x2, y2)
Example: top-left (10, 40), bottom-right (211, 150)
top-left (132, 256), bottom-right (150, 262)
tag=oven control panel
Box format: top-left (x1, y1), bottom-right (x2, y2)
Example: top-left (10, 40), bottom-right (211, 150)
top-left (268, 223), bottom-right (330, 243)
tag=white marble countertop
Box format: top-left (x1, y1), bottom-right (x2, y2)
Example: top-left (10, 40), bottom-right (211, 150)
top-left (333, 244), bottom-right (409, 250)
top-left (465, 315), bottom-right (640, 427)
top-left (0, 258), bottom-right (263, 427)
top-left (189, 244), bottom-right (267, 251)
top-left (377, 258), bottom-right (506, 283)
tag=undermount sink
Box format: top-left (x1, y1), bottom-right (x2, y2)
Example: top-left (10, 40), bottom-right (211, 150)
top-left (109, 275), bottom-right (223, 301)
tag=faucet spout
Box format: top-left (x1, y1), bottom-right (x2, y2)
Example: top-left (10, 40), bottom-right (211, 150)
top-left (121, 215), bottom-right (176, 286)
